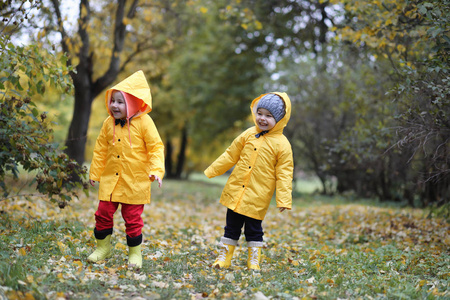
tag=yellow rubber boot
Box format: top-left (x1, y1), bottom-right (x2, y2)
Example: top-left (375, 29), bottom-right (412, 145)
top-left (128, 245), bottom-right (142, 268)
top-left (212, 237), bottom-right (238, 269)
top-left (87, 234), bottom-right (112, 263)
top-left (247, 241), bottom-right (263, 270)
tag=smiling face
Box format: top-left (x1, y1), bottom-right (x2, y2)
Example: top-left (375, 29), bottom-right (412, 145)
top-left (256, 108), bottom-right (276, 131)
top-left (109, 91), bottom-right (127, 120)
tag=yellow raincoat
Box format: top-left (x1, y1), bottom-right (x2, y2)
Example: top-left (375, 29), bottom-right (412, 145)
top-left (89, 70), bottom-right (165, 204)
top-left (204, 92), bottom-right (293, 220)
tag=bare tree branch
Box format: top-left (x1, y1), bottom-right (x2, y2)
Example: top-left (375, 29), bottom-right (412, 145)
top-left (92, 0), bottom-right (129, 96)
top-left (76, 0), bottom-right (92, 78)
top-left (127, 0), bottom-right (139, 18)
top-left (49, 0), bottom-right (73, 67)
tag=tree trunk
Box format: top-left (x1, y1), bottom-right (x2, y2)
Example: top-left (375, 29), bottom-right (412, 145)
top-left (316, 172), bottom-right (328, 195)
top-left (51, 0), bottom-right (136, 166)
top-left (175, 125), bottom-right (188, 178)
top-left (165, 138), bottom-right (174, 178)
top-left (64, 75), bottom-right (93, 165)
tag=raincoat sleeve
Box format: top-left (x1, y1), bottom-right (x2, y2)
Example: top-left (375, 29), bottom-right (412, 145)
top-left (204, 130), bottom-right (247, 178)
top-left (143, 117), bottom-right (165, 179)
top-left (89, 119), bottom-right (109, 181)
top-left (275, 139), bottom-right (294, 209)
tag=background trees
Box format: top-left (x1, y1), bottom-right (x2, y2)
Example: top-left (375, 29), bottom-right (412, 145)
top-left (151, 1), bottom-right (265, 178)
top-left (329, 0), bottom-right (449, 205)
top-left (2, 0), bottom-right (448, 208)
top-left (275, 0), bottom-right (449, 206)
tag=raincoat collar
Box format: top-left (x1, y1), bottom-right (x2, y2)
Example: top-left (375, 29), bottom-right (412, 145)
top-left (251, 92), bottom-right (291, 136)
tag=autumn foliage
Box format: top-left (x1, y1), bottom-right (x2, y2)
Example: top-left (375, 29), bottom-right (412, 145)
top-left (0, 180), bottom-right (449, 299)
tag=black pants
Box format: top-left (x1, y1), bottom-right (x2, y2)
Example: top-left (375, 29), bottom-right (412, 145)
top-left (224, 209), bottom-right (263, 242)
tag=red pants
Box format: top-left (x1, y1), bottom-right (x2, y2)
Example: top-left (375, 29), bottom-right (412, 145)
top-left (94, 201), bottom-right (144, 238)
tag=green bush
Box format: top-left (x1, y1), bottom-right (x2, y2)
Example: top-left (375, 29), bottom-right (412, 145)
top-left (0, 34), bottom-right (88, 207)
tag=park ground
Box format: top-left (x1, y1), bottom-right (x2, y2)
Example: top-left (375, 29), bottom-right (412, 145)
top-left (0, 176), bottom-right (449, 299)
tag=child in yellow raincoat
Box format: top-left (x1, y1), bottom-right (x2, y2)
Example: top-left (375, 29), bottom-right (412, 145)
top-left (205, 92), bottom-right (293, 270)
top-left (88, 70), bottom-right (165, 268)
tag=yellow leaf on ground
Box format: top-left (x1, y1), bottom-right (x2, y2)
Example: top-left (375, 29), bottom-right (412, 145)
top-left (73, 260), bottom-right (83, 267)
top-left (24, 292), bottom-right (35, 300)
top-left (19, 248), bottom-right (27, 256)
top-left (115, 242), bottom-right (126, 250)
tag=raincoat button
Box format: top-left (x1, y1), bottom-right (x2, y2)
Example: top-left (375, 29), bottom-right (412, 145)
top-left (116, 173), bottom-right (118, 175)
top-left (117, 155), bottom-right (120, 158)
top-left (118, 139), bottom-right (121, 142)
top-left (242, 185), bottom-right (245, 187)
top-left (254, 148), bottom-right (256, 150)
top-left (249, 166), bottom-right (251, 169)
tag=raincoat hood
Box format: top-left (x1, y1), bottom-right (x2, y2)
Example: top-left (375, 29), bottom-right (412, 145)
top-left (104, 70), bottom-right (152, 147)
top-left (105, 70), bottom-right (152, 118)
top-left (251, 92), bottom-right (291, 134)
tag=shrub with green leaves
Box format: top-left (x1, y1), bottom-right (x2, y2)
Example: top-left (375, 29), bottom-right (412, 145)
top-left (0, 33), bottom-right (88, 207)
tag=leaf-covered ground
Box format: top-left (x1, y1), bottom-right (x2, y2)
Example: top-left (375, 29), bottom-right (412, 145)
top-left (0, 179), bottom-right (449, 299)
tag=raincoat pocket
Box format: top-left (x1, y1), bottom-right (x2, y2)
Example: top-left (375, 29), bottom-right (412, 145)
top-left (134, 172), bottom-right (151, 200)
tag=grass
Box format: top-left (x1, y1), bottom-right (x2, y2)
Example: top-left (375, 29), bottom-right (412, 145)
top-left (0, 178), bottom-right (449, 299)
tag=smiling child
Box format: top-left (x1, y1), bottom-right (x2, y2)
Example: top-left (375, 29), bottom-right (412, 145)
top-left (204, 92), bottom-right (294, 271)
top-left (88, 70), bottom-right (164, 269)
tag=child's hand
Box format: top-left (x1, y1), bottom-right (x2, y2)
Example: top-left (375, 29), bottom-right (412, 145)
top-left (149, 174), bottom-right (162, 188)
top-left (89, 179), bottom-right (96, 186)
top-left (279, 207), bottom-right (289, 212)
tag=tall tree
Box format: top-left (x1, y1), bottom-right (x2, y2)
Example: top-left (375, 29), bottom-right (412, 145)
top-left (38, 0), bottom-right (181, 164)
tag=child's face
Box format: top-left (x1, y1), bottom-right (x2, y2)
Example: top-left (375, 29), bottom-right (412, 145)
top-left (256, 108), bottom-right (276, 131)
top-left (109, 91), bottom-right (127, 119)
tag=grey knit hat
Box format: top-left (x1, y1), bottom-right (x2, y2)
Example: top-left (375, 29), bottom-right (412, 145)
top-left (257, 93), bottom-right (285, 122)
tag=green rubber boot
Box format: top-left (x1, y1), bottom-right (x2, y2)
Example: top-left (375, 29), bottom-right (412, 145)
top-left (128, 244), bottom-right (142, 268)
top-left (87, 234), bottom-right (112, 263)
